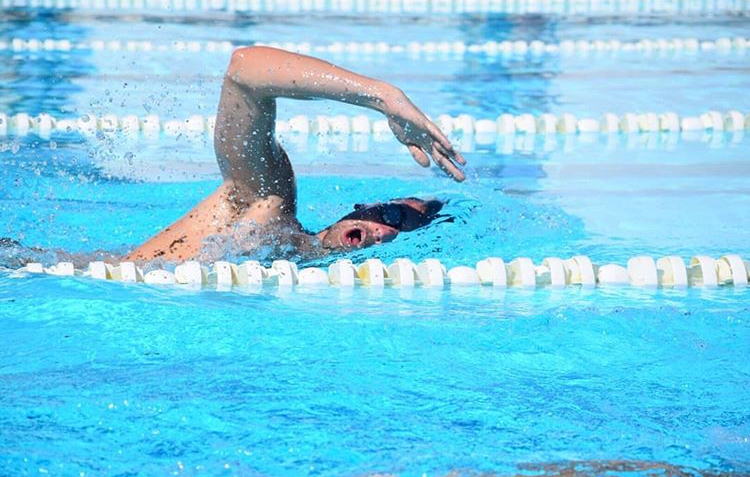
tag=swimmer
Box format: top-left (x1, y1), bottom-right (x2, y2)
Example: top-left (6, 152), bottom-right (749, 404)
top-left (125, 46), bottom-right (466, 262)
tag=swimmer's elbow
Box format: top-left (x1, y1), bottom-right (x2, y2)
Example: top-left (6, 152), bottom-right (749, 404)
top-left (228, 46), bottom-right (260, 67)
top-left (226, 46), bottom-right (254, 80)
top-left (226, 46), bottom-right (278, 82)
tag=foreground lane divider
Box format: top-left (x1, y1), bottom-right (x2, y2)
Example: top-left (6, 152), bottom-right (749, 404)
top-left (12, 254), bottom-right (750, 290)
top-left (3, 0), bottom-right (748, 13)
top-left (3, 37), bottom-right (749, 57)
top-left (2, 110), bottom-right (748, 141)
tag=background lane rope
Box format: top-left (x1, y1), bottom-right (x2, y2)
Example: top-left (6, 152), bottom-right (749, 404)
top-left (3, 0), bottom-right (749, 14)
top-left (2, 110), bottom-right (747, 139)
top-left (2, 37), bottom-right (748, 57)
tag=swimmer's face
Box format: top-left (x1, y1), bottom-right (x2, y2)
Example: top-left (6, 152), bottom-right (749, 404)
top-left (317, 198), bottom-right (443, 250)
top-left (320, 219), bottom-right (399, 248)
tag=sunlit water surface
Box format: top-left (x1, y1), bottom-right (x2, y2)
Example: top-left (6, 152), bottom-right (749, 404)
top-left (1, 8), bottom-right (750, 477)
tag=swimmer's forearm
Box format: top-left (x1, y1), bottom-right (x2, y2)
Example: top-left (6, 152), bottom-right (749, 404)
top-left (226, 46), bottom-right (398, 113)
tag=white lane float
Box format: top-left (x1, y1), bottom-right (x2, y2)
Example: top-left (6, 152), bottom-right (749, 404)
top-left (688, 255), bottom-right (719, 288)
top-left (718, 254), bottom-right (748, 287)
top-left (627, 256), bottom-right (659, 287)
top-left (12, 254), bottom-right (750, 291)
top-left (541, 257), bottom-right (567, 288)
top-left (476, 257), bottom-right (508, 287)
top-left (387, 258), bottom-right (417, 287)
top-left (597, 264), bottom-right (630, 285)
top-left (656, 256), bottom-right (689, 288)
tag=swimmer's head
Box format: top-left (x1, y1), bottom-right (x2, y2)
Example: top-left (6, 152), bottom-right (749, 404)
top-left (316, 198), bottom-right (443, 250)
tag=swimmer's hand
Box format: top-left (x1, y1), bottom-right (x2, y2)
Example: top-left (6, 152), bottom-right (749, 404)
top-left (383, 89), bottom-right (466, 182)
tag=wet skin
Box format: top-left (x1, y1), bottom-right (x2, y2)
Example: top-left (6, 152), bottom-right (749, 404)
top-left (316, 198), bottom-right (444, 249)
top-left (126, 46), bottom-right (465, 262)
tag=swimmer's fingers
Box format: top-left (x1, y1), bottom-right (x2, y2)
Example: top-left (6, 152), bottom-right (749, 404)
top-left (434, 140), bottom-right (467, 167)
top-left (425, 121), bottom-right (467, 166)
top-left (408, 144), bottom-right (430, 168)
top-left (431, 144), bottom-right (465, 182)
top-left (450, 147), bottom-right (467, 166)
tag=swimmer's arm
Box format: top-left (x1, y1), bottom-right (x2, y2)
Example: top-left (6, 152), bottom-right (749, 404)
top-left (226, 46), bottom-right (396, 112)
top-left (225, 46), bottom-right (465, 181)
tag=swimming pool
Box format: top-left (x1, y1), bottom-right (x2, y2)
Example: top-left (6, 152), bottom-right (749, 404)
top-left (1, 4), bottom-right (750, 476)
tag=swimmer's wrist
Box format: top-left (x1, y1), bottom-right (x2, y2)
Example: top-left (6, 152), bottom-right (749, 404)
top-left (374, 83), bottom-right (406, 115)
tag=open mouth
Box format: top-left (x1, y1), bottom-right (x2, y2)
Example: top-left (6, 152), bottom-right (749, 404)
top-left (343, 227), bottom-right (364, 247)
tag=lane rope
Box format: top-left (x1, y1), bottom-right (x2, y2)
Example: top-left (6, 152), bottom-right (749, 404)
top-left (8, 129), bottom-right (739, 156)
top-left (2, 111), bottom-right (748, 141)
top-left (10, 254), bottom-right (749, 290)
top-left (3, 0), bottom-right (749, 13)
top-left (2, 37), bottom-right (749, 56)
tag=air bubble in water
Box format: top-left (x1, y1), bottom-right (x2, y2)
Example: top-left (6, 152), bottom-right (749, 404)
top-left (49, 140), bottom-right (57, 150)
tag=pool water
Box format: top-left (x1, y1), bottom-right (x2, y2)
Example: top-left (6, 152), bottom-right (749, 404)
top-left (1, 7), bottom-right (750, 477)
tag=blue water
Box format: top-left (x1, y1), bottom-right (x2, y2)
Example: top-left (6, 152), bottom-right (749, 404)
top-left (2, 7), bottom-right (750, 477)
top-left (2, 276), bottom-right (750, 476)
